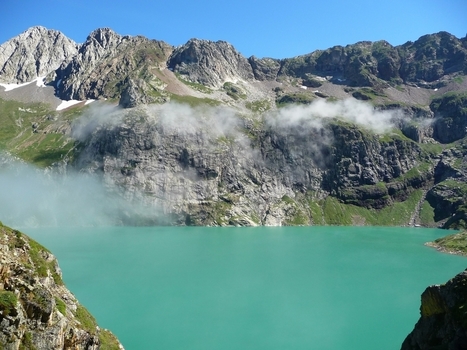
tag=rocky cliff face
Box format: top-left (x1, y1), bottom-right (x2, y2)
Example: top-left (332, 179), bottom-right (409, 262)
top-left (0, 27), bottom-right (466, 227)
top-left (402, 269), bottom-right (467, 350)
top-left (72, 102), bottom-right (433, 226)
top-left (0, 26), bottom-right (78, 84)
top-left (168, 39), bottom-right (254, 88)
top-left (54, 28), bottom-right (173, 101)
top-left (0, 223), bottom-right (122, 349)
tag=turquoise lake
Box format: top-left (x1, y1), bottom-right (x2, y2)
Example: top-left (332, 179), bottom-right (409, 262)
top-left (24, 226), bottom-right (467, 350)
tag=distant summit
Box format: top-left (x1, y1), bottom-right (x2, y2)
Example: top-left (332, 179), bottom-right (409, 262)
top-left (0, 26), bottom-right (78, 84)
top-left (0, 27), bottom-right (466, 105)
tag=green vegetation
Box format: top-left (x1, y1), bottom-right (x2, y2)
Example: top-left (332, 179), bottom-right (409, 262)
top-left (28, 239), bottom-right (63, 285)
top-left (314, 189), bottom-right (424, 226)
top-left (245, 99), bottom-right (270, 113)
top-left (74, 305), bottom-right (98, 333)
top-left (430, 91), bottom-right (467, 111)
top-left (223, 82), bottom-right (246, 100)
top-left (420, 200), bottom-right (436, 226)
top-left (99, 329), bottom-right (122, 350)
top-left (308, 200), bottom-right (325, 225)
top-left (211, 199), bottom-right (234, 226)
top-left (453, 75), bottom-right (465, 84)
top-left (55, 297), bottom-right (67, 315)
top-left (282, 195), bottom-right (309, 225)
top-left (169, 93), bottom-right (220, 107)
top-left (0, 98), bottom-right (81, 167)
top-left (0, 290), bottom-right (17, 316)
top-left (276, 92), bottom-right (315, 106)
top-left (19, 332), bottom-right (36, 350)
top-left (430, 231), bottom-right (467, 256)
top-left (352, 87), bottom-right (387, 101)
top-left (419, 142), bottom-right (444, 157)
top-left (175, 73), bottom-right (212, 94)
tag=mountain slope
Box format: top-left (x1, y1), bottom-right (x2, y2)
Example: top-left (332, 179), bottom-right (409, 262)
top-left (0, 223), bottom-right (122, 349)
top-left (0, 26), bottom-right (78, 84)
top-left (0, 27), bottom-right (466, 227)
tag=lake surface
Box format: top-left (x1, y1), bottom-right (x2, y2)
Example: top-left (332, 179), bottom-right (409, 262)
top-left (24, 226), bottom-right (466, 350)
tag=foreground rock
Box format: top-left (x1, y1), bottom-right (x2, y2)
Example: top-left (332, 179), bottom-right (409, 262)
top-left (0, 223), bottom-right (123, 349)
top-left (402, 269), bottom-right (467, 350)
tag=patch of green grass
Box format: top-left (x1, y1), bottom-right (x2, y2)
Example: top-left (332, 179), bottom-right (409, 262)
top-left (99, 329), bottom-right (122, 350)
top-left (174, 73), bottom-right (212, 94)
top-left (212, 200), bottom-right (233, 226)
top-left (74, 305), bottom-right (98, 333)
top-left (320, 190), bottom-right (423, 226)
top-left (0, 98), bottom-right (81, 167)
top-left (55, 297), bottom-right (67, 315)
top-left (352, 87), bottom-right (387, 101)
top-left (245, 100), bottom-right (270, 113)
top-left (276, 92), bottom-right (315, 106)
top-left (431, 231), bottom-right (467, 256)
top-left (395, 85), bottom-right (405, 92)
top-left (169, 93), bottom-right (220, 107)
top-left (223, 82), bottom-right (246, 100)
top-left (16, 134), bottom-right (77, 167)
top-left (281, 195), bottom-right (309, 225)
top-left (308, 200), bottom-right (325, 225)
top-left (419, 142), bottom-right (443, 157)
top-left (0, 291), bottom-right (17, 316)
top-left (453, 75), bottom-right (465, 84)
top-left (19, 332), bottom-right (36, 350)
top-left (420, 200), bottom-right (436, 226)
top-left (28, 238), bottom-right (63, 285)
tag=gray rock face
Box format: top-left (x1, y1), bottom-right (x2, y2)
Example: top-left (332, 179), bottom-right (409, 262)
top-left (55, 28), bottom-right (173, 101)
top-left (73, 106), bottom-right (327, 225)
top-left (402, 269), bottom-right (467, 350)
top-left (0, 225), bottom-right (123, 349)
top-left (0, 26), bottom-right (78, 83)
top-left (73, 105), bottom-right (427, 225)
top-left (168, 39), bottom-right (255, 88)
top-left (248, 56), bottom-right (281, 81)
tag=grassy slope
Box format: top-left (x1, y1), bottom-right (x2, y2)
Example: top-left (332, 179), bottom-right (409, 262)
top-left (427, 231), bottom-right (467, 256)
top-left (0, 98), bottom-right (81, 167)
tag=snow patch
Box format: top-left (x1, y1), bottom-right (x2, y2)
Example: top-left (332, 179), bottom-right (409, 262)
top-left (300, 85), bottom-right (307, 90)
top-left (84, 100), bottom-right (95, 105)
top-left (0, 77), bottom-right (47, 91)
top-left (56, 100), bottom-right (82, 111)
top-left (35, 77), bottom-right (46, 87)
top-left (0, 81), bottom-right (33, 91)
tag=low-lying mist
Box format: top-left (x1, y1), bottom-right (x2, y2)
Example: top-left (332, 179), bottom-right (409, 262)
top-left (0, 154), bottom-right (159, 228)
top-left (266, 98), bottom-right (405, 133)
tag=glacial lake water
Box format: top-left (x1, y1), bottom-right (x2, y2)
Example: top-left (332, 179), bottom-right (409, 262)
top-left (24, 226), bottom-right (466, 350)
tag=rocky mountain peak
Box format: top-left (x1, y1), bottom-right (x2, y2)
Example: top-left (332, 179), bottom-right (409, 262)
top-left (85, 27), bottom-right (122, 50)
top-left (168, 38), bottom-right (254, 87)
top-left (54, 28), bottom-right (173, 101)
top-left (0, 26), bottom-right (78, 83)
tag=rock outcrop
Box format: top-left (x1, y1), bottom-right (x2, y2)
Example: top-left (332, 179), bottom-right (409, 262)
top-left (0, 223), bottom-right (123, 349)
top-left (0, 26), bottom-right (78, 83)
top-left (402, 269), bottom-right (467, 350)
top-left (168, 39), bottom-right (254, 88)
top-left (54, 28), bottom-right (173, 101)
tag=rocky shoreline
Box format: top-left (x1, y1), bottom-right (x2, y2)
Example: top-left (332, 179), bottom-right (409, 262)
top-left (425, 231), bottom-right (467, 257)
top-left (0, 223), bottom-right (123, 349)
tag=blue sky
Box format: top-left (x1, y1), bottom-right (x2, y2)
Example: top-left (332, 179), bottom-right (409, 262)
top-left (1, 0), bottom-right (466, 58)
